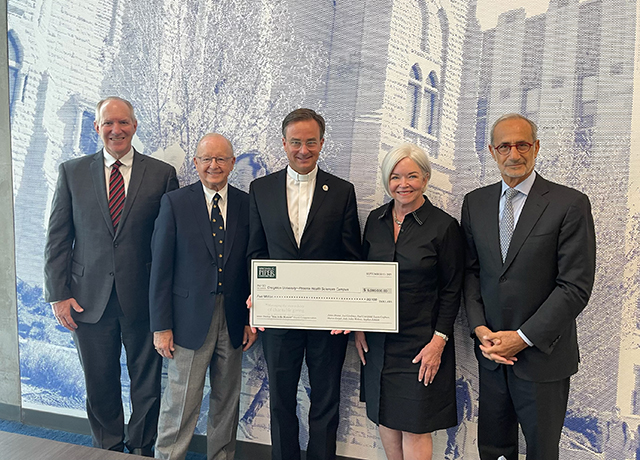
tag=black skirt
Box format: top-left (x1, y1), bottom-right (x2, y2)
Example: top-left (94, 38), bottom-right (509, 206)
top-left (360, 331), bottom-right (458, 434)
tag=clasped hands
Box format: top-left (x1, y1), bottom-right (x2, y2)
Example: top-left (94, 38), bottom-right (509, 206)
top-left (474, 325), bottom-right (528, 365)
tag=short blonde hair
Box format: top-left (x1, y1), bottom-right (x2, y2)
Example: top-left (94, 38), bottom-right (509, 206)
top-left (380, 143), bottom-right (432, 197)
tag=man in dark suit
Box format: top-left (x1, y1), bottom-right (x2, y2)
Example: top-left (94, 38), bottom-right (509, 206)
top-left (44, 96), bottom-right (179, 455)
top-left (461, 113), bottom-right (596, 460)
top-left (247, 108), bottom-right (362, 460)
top-left (150, 133), bottom-right (256, 460)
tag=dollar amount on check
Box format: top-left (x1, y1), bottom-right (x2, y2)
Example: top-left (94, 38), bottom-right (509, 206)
top-left (251, 260), bottom-right (398, 332)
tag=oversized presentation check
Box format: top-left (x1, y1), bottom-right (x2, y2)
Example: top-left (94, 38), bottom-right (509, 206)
top-left (251, 260), bottom-right (398, 332)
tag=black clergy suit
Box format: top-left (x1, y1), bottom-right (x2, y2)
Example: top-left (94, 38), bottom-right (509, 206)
top-left (44, 149), bottom-right (178, 452)
top-left (461, 173), bottom-right (596, 460)
top-left (247, 167), bottom-right (362, 460)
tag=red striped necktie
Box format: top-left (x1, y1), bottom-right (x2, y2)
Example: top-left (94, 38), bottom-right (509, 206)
top-left (109, 160), bottom-right (125, 231)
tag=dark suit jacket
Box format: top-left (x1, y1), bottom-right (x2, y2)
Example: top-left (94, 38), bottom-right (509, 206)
top-left (461, 173), bottom-right (596, 382)
top-left (44, 150), bottom-right (179, 323)
top-left (247, 167), bottom-right (361, 263)
top-left (149, 182), bottom-right (250, 350)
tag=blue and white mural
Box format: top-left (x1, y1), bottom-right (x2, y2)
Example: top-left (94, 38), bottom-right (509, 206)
top-left (9, 0), bottom-right (640, 458)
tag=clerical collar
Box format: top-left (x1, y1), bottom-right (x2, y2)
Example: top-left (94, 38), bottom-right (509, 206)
top-left (287, 165), bottom-right (318, 183)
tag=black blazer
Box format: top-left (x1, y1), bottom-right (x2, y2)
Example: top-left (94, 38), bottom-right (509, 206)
top-left (44, 150), bottom-right (179, 322)
top-left (461, 174), bottom-right (596, 382)
top-left (247, 168), bottom-right (361, 262)
top-left (149, 182), bottom-right (250, 350)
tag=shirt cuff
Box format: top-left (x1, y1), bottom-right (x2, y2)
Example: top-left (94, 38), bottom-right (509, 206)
top-left (517, 329), bottom-right (533, 347)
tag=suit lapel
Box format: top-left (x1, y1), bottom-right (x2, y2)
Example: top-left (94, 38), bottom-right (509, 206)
top-left (223, 185), bottom-right (240, 265)
top-left (482, 182), bottom-right (503, 267)
top-left (188, 181), bottom-right (217, 261)
top-left (276, 169), bottom-right (298, 249)
top-left (502, 175), bottom-right (550, 273)
top-left (117, 150), bottom-right (145, 236)
top-left (90, 151), bottom-right (114, 238)
top-left (303, 169), bottom-right (329, 238)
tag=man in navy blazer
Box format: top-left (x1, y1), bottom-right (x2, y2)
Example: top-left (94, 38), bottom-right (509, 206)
top-left (247, 109), bottom-right (362, 460)
top-left (44, 97), bottom-right (179, 455)
top-left (461, 113), bottom-right (596, 460)
top-left (150, 133), bottom-right (256, 460)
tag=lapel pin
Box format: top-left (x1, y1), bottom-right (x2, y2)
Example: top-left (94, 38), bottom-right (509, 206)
top-left (323, 184), bottom-right (329, 192)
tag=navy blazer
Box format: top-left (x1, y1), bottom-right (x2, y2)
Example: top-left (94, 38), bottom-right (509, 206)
top-left (149, 181), bottom-right (250, 350)
top-left (461, 174), bottom-right (596, 382)
top-left (44, 150), bottom-right (179, 322)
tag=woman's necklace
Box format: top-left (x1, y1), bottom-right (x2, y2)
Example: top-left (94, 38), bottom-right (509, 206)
top-left (393, 210), bottom-right (403, 226)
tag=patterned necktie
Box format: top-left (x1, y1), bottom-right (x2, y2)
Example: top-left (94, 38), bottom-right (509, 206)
top-left (211, 193), bottom-right (225, 293)
top-left (108, 160), bottom-right (125, 231)
top-left (500, 188), bottom-right (519, 263)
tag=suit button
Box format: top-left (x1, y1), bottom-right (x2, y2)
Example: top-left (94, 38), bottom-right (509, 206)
top-left (109, 272), bottom-right (114, 276)
top-left (114, 243), bottom-right (118, 248)
top-left (210, 291), bottom-right (215, 295)
top-left (499, 276), bottom-right (506, 283)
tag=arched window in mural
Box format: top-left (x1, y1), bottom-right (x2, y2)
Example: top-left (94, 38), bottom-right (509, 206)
top-left (418, 1), bottom-right (429, 53)
top-left (406, 65), bottom-right (440, 138)
top-left (7, 30), bottom-right (23, 117)
top-left (406, 64), bottom-right (422, 129)
top-left (422, 71), bottom-right (438, 135)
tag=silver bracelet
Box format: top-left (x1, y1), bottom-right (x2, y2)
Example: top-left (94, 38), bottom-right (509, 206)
top-left (434, 331), bottom-right (449, 342)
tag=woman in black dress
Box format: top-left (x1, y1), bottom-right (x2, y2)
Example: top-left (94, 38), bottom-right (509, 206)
top-left (355, 143), bottom-right (463, 459)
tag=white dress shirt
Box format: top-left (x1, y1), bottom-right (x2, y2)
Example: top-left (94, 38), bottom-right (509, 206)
top-left (499, 170), bottom-right (536, 228)
top-left (104, 148), bottom-right (134, 197)
top-left (286, 165), bottom-right (318, 246)
top-left (499, 171), bottom-right (537, 347)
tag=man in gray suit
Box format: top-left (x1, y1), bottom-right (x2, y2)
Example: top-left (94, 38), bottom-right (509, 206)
top-left (44, 96), bottom-right (179, 456)
top-left (461, 113), bottom-right (596, 460)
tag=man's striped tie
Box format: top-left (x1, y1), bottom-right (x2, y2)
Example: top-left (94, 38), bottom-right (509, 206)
top-left (109, 160), bottom-right (125, 231)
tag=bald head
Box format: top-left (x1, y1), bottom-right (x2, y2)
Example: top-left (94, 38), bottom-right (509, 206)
top-left (197, 133), bottom-right (234, 157)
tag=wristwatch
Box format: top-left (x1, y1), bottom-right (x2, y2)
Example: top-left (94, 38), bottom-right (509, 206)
top-left (434, 331), bottom-right (449, 342)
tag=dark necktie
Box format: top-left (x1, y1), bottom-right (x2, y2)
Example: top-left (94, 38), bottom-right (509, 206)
top-left (211, 193), bottom-right (225, 293)
top-left (500, 188), bottom-right (519, 263)
top-left (108, 160), bottom-right (125, 231)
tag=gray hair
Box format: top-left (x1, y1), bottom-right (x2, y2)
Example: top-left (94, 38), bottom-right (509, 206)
top-left (380, 143), bottom-right (432, 197)
top-left (490, 113), bottom-right (537, 145)
top-left (95, 97), bottom-right (137, 125)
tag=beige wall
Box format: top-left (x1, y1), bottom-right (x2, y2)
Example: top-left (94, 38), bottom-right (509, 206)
top-left (0, 0), bottom-right (21, 419)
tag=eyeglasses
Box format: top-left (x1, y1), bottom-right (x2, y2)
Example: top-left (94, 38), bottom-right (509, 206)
top-left (287, 140), bottom-right (320, 149)
top-left (196, 156), bottom-right (233, 165)
top-left (492, 141), bottom-right (534, 156)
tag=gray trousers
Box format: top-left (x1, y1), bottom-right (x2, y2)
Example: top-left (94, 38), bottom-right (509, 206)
top-left (155, 295), bottom-right (242, 460)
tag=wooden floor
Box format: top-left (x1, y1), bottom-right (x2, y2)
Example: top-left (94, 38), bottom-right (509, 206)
top-left (0, 430), bottom-right (149, 460)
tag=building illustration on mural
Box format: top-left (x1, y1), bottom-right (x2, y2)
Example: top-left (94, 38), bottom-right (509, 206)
top-left (7, 0), bottom-right (640, 458)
